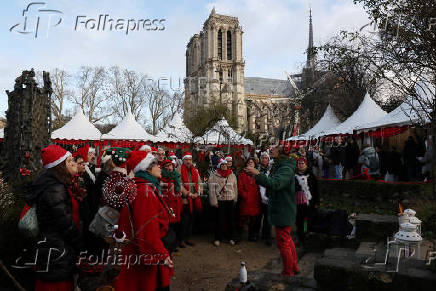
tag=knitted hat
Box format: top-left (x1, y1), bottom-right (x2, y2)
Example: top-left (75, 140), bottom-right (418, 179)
top-left (41, 145), bottom-right (71, 169)
top-left (182, 152), bottom-right (192, 160)
top-left (217, 158), bottom-right (227, 169)
top-left (72, 145), bottom-right (89, 163)
top-left (225, 155), bottom-right (232, 161)
top-left (105, 147), bottom-right (130, 167)
top-left (127, 151), bottom-right (158, 174)
top-left (260, 151), bottom-right (270, 159)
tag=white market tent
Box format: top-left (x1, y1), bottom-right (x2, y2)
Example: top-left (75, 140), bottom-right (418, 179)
top-left (155, 113), bottom-right (193, 143)
top-left (51, 110), bottom-right (101, 140)
top-left (356, 83), bottom-right (434, 132)
top-left (288, 104), bottom-right (341, 141)
top-left (321, 93), bottom-right (387, 136)
top-left (199, 118), bottom-right (254, 146)
top-left (101, 111), bottom-right (155, 142)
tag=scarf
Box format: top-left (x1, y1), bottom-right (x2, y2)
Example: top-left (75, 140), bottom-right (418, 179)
top-left (69, 174), bottom-right (87, 202)
top-left (295, 173), bottom-right (312, 205)
top-left (217, 168), bottom-right (233, 178)
top-left (135, 170), bottom-right (162, 194)
top-left (181, 164), bottom-right (199, 193)
top-left (161, 168), bottom-right (181, 192)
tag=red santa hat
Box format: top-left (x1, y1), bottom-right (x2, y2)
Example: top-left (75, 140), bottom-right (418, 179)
top-left (138, 144), bottom-right (151, 152)
top-left (225, 155), bottom-right (232, 161)
top-left (217, 158), bottom-right (227, 169)
top-left (182, 152), bottom-right (192, 160)
top-left (169, 151), bottom-right (177, 159)
top-left (161, 158), bottom-right (173, 167)
top-left (72, 145), bottom-right (89, 163)
top-left (127, 151), bottom-right (158, 174)
top-left (41, 145), bottom-right (71, 169)
top-left (151, 147), bottom-right (158, 153)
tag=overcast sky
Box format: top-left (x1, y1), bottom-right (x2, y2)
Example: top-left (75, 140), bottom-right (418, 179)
top-left (0, 0), bottom-right (371, 119)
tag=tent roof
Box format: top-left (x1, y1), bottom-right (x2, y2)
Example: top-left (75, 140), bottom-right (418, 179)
top-left (155, 113), bottom-right (193, 143)
top-left (200, 118), bottom-right (253, 146)
top-left (322, 93), bottom-right (387, 136)
top-left (101, 111), bottom-right (155, 141)
top-left (357, 83), bottom-right (434, 132)
top-left (51, 110), bottom-right (101, 140)
top-left (288, 104), bottom-right (341, 140)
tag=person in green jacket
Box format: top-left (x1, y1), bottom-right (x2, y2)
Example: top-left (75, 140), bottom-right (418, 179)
top-left (245, 143), bottom-right (300, 276)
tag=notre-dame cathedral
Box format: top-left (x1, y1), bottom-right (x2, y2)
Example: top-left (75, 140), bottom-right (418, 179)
top-left (184, 8), bottom-right (317, 137)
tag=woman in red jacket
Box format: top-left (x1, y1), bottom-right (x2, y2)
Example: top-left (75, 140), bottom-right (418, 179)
top-left (160, 158), bottom-right (183, 225)
top-left (114, 151), bottom-right (174, 291)
top-left (238, 158), bottom-right (262, 242)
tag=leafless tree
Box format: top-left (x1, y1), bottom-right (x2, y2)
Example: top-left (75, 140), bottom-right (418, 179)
top-left (144, 82), bottom-right (168, 135)
top-left (50, 69), bottom-right (73, 126)
top-left (106, 66), bottom-right (148, 121)
top-left (71, 66), bottom-right (111, 123)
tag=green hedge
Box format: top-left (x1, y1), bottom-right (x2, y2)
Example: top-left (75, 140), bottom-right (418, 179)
top-left (318, 179), bottom-right (433, 215)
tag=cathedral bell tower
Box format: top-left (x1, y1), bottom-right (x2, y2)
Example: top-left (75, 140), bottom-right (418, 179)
top-left (184, 8), bottom-right (247, 133)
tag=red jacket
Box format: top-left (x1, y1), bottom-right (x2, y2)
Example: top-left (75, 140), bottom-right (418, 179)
top-left (114, 177), bottom-right (173, 291)
top-left (160, 176), bottom-right (183, 224)
top-left (238, 171), bottom-right (261, 216)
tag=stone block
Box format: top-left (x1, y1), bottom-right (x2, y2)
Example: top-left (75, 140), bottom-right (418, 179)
top-left (356, 214), bottom-right (397, 241)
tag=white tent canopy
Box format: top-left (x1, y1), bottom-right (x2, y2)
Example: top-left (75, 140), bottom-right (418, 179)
top-left (51, 110), bottom-right (101, 140)
top-left (321, 93), bottom-right (387, 136)
top-left (101, 111), bottom-right (155, 141)
top-left (155, 113), bottom-right (193, 143)
top-left (356, 83), bottom-right (434, 132)
top-left (200, 118), bottom-right (253, 146)
top-left (0, 128), bottom-right (3, 139)
top-left (288, 104), bottom-right (341, 140)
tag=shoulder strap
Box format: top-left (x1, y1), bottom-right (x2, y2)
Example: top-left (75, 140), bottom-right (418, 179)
top-left (127, 181), bottom-right (173, 240)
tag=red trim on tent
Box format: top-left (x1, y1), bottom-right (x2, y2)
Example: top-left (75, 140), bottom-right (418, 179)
top-left (364, 126), bottom-right (409, 138)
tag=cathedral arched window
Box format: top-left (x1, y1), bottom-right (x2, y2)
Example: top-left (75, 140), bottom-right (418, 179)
top-left (218, 29), bottom-right (223, 60)
top-left (227, 31), bottom-right (232, 60)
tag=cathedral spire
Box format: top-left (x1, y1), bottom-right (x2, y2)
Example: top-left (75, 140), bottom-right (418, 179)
top-left (306, 6), bottom-right (315, 69)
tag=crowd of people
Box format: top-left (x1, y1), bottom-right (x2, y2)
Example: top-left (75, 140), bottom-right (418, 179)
top-left (297, 135), bottom-right (433, 182)
top-left (27, 141), bottom-right (319, 291)
top-left (24, 133), bottom-right (431, 290)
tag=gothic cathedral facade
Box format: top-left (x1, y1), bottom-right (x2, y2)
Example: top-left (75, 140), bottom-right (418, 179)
top-left (184, 8), bottom-right (316, 137)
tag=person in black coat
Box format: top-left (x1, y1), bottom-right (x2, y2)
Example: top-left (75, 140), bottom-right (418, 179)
top-left (295, 157), bottom-right (319, 245)
top-left (344, 137), bottom-right (360, 178)
top-left (27, 145), bottom-right (82, 290)
top-left (403, 136), bottom-right (418, 181)
top-left (330, 138), bottom-right (347, 179)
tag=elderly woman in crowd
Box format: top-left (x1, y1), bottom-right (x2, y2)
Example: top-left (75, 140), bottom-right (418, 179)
top-left (115, 151), bottom-right (174, 291)
top-left (209, 158), bottom-right (238, 247)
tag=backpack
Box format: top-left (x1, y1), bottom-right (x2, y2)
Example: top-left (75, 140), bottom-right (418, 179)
top-left (367, 153), bottom-right (379, 171)
top-left (18, 204), bottom-right (39, 238)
